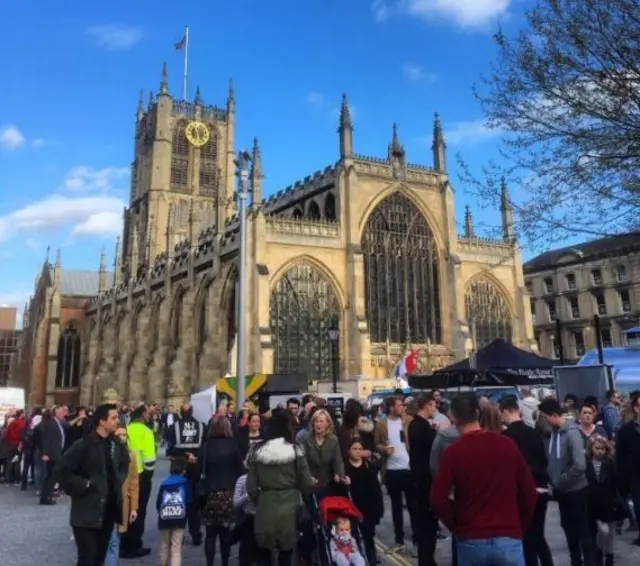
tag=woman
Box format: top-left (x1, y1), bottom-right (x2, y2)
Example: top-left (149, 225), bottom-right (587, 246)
top-left (105, 426), bottom-right (139, 566)
top-left (247, 408), bottom-right (315, 566)
top-left (579, 403), bottom-right (607, 447)
top-left (237, 413), bottom-right (263, 460)
top-left (479, 404), bottom-right (503, 433)
top-left (199, 414), bottom-right (244, 566)
top-left (338, 401), bottom-right (376, 463)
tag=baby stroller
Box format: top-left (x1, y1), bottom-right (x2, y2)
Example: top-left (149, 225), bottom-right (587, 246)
top-left (314, 494), bottom-right (369, 566)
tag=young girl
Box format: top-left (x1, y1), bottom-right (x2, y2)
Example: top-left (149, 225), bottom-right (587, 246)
top-left (345, 439), bottom-right (383, 566)
top-left (586, 435), bottom-right (625, 566)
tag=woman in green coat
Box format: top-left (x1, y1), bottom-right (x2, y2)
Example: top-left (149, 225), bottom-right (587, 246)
top-left (247, 408), bottom-right (315, 566)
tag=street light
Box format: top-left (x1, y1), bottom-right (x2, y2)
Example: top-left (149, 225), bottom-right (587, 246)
top-left (234, 150), bottom-right (251, 414)
top-left (327, 326), bottom-right (340, 394)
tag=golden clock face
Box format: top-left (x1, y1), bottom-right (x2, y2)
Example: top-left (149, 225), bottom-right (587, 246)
top-left (185, 121), bottom-right (210, 148)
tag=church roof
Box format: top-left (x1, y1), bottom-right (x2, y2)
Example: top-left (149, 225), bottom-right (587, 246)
top-left (47, 266), bottom-right (114, 297)
top-left (524, 232), bottom-right (640, 273)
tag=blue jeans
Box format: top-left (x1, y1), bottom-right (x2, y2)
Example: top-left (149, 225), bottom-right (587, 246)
top-left (456, 537), bottom-right (525, 566)
top-left (104, 524), bottom-right (120, 566)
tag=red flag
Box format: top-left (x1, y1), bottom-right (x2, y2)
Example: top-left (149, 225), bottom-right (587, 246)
top-left (174, 35), bottom-right (186, 50)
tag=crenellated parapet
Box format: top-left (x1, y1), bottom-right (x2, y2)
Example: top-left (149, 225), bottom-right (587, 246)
top-left (171, 99), bottom-right (227, 122)
top-left (265, 216), bottom-right (340, 238)
top-left (457, 234), bottom-right (515, 261)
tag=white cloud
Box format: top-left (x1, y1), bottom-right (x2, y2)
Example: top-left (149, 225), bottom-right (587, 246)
top-left (64, 166), bottom-right (129, 192)
top-left (445, 118), bottom-right (503, 145)
top-left (306, 91), bottom-right (326, 108)
top-left (0, 125), bottom-right (26, 150)
top-left (374, 0), bottom-right (511, 28)
top-left (402, 63), bottom-right (437, 83)
top-left (87, 24), bottom-right (143, 51)
top-left (72, 212), bottom-right (122, 237)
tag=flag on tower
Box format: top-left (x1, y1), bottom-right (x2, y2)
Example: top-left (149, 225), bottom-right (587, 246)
top-left (174, 34), bottom-right (186, 50)
top-left (393, 348), bottom-right (418, 389)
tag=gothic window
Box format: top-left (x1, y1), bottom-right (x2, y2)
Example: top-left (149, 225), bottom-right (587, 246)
top-left (325, 193), bottom-right (336, 221)
top-left (292, 208), bottom-right (303, 219)
top-left (55, 324), bottom-right (81, 388)
top-left (171, 120), bottom-right (189, 193)
top-left (362, 192), bottom-right (441, 345)
top-left (308, 201), bottom-right (321, 221)
top-left (270, 264), bottom-right (340, 381)
top-left (199, 126), bottom-right (218, 197)
top-left (465, 278), bottom-right (513, 350)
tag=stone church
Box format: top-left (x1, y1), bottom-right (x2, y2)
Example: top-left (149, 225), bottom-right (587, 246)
top-left (15, 64), bottom-right (535, 407)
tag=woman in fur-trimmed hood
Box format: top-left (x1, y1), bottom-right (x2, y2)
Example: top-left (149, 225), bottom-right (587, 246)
top-left (247, 408), bottom-right (315, 556)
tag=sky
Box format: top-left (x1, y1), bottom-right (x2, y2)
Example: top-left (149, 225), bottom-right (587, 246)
top-left (0, 0), bottom-right (535, 321)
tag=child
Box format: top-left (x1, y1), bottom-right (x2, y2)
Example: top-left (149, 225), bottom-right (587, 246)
top-left (330, 517), bottom-right (366, 566)
top-left (586, 435), bottom-right (625, 566)
top-left (344, 439), bottom-right (383, 566)
top-left (232, 460), bottom-right (257, 566)
top-left (156, 457), bottom-right (191, 566)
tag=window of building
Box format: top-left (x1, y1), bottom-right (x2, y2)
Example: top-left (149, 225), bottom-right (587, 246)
top-left (530, 298), bottom-right (536, 324)
top-left (573, 330), bottom-right (585, 357)
top-left (614, 265), bottom-right (627, 282)
top-left (566, 273), bottom-right (576, 291)
top-left (593, 293), bottom-right (607, 315)
top-left (600, 328), bottom-right (612, 347)
top-left (619, 289), bottom-right (631, 313)
top-left (54, 324), bottom-right (81, 389)
top-left (544, 277), bottom-right (554, 294)
top-left (525, 281), bottom-right (533, 295)
top-left (568, 296), bottom-right (580, 319)
top-left (550, 334), bottom-right (560, 359)
top-left (547, 300), bottom-right (557, 322)
top-left (592, 268), bottom-right (603, 286)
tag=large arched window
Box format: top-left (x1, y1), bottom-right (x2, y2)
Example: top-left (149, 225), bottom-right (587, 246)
top-left (199, 125), bottom-right (218, 197)
top-left (465, 278), bottom-right (513, 349)
top-left (325, 193), bottom-right (336, 221)
top-left (55, 324), bottom-right (81, 388)
top-left (171, 120), bottom-right (189, 193)
top-left (362, 192), bottom-right (441, 345)
top-left (308, 201), bottom-right (321, 221)
top-left (270, 264), bottom-right (340, 381)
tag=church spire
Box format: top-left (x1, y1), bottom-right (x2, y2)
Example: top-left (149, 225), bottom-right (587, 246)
top-left (432, 112), bottom-right (447, 173)
top-left (53, 248), bottom-right (61, 288)
top-left (148, 91), bottom-right (154, 110)
top-left (114, 236), bottom-right (122, 286)
top-left (137, 89), bottom-right (145, 121)
top-left (500, 177), bottom-right (515, 243)
top-left (464, 205), bottom-right (474, 238)
top-left (338, 93), bottom-right (353, 159)
top-left (227, 79), bottom-right (235, 112)
top-left (159, 61), bottom-right (169, 95)
top-left (388, 123), bottom-right (406, 178)
top-left (194, 85), bottom-right (202, 106)
top-left (98, 247), bottom-right (107, 294)
top-left (251, 137), bottom-right (263, 208)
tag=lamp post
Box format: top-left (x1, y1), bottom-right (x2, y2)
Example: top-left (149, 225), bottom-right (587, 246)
top-left (327, 326), bottom-right (340, 394)
top-left (235, 150), bottom-right (251, 414)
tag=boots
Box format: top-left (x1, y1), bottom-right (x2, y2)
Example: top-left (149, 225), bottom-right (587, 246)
top-left (605, 554), bottom-right (614, 566)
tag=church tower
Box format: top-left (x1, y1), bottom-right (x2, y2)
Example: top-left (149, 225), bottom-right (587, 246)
top-left (123, 63), bottom-right (236, 274)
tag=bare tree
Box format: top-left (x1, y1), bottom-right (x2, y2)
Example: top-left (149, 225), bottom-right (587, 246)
top-left (463, 0), bottom-right (640, 247)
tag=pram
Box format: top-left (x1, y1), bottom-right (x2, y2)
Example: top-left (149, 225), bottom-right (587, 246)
top-left (314, 494), bottom-right (369, 566)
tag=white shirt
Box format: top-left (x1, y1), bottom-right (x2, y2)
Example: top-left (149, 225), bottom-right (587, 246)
top-left (386, 417), bottom-right (410, 471)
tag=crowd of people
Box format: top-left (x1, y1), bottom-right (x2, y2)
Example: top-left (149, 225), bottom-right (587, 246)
top-left (1, 388), bottom-right (639, 566)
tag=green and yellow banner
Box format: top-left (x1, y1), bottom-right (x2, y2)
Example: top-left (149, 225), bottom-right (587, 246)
top-left (215, 374), bottom-right (267, 400)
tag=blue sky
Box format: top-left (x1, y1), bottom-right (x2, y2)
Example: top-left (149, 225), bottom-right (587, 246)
top-left (0, 0), bottom-right (533, 320)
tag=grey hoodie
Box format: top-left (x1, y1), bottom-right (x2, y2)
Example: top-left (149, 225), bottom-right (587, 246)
top-left (547, 420), bottom-right (588, 493)
top-left (430, 426), bottom-right (460, 476)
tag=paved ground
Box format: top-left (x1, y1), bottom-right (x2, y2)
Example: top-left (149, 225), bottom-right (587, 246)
top-left (2, 454), bottom-right (640, 565)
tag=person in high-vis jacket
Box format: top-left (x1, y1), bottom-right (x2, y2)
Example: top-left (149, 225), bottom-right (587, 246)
top-left (120, 405), bottom-right (156, 559)
top-left (167, 402), bottom-right (205, 546)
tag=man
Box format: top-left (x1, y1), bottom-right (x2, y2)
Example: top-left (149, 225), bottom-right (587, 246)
top-left (500, 396), bottom-right (553, 566)
top-left (373, 395), bottom-right (416, 554)
top-left (615, 390), bottom-right (640, 546)
top-left (538, 398), bottom-right (595, 566)
top-left (166, 402), bottom-right (205, 546)
top-left (40, 405), bottom-right (67, 505)
top-left (518, 388), bottom-right (539, 429)
top-left (408, 393), bottom-right (439, 566)
top-left (54, 404), bottom-right (129, 566)
top-left (120, 405), bottom-right (156, 558)
top-left (430, 393), bottom-right (537, 566)
top-left (602, 390), bottom-right (622, 440)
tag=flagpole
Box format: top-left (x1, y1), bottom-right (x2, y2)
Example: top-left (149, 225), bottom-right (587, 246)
top-left (183, 26), bottom-right (189, 100)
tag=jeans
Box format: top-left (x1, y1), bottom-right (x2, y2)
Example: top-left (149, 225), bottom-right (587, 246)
top-left (385, 469), bottom-right (417, 545)
top-left (556, 488), bottom-right (597, 566)
top-left (456, 537), bottom-right (525, 566)
top-left (104, 525), bottom-right (120, 566)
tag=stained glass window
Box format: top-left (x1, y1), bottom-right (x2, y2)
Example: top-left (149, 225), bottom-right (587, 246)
top-left (465, 278), bottom-right (513, 349)
top-left (55, 324), bottom-right (81, 388)
top-left (171, 120), bottom-right (189, 192)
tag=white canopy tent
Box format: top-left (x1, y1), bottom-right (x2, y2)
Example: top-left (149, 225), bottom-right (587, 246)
top-left (190, 386), bottom-right (217, 424)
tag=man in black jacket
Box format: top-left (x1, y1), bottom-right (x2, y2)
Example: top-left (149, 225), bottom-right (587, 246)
top-left (499, 395), bottom-right (553, 566)
top-left (40, 405), bottom-right (67, 505)
top-left (616, 390), bottom-right (640, 546)
top-left (54, 403), bottom-right (129, 566)
top-left (408, 393), bottom-right (439, 566)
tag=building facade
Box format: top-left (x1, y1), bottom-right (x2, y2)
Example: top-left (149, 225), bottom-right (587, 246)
top-left (17, 64), bottom-right (536, 407)
top-left (524, 233), bottom-right (640, 360)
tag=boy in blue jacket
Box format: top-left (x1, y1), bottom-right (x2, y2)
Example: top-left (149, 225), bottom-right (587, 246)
top-left (156, 457), bottom-right (191, 566)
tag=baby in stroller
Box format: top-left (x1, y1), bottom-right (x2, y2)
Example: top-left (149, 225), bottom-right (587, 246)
top-left (330, 516), bottom-right (366, 566)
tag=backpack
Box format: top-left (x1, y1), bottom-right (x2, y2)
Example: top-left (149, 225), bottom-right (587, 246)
top-left (159, 482), bottom-right (187, 521)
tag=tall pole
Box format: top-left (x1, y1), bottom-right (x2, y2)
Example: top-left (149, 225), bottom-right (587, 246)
top-left (235, 151), bottom-right (251, 413)
top-left (183, 26), bottom-right (189, 100)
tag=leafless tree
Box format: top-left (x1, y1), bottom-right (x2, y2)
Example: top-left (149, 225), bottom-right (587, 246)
top-left (463, 0), bottom-right (640, 247)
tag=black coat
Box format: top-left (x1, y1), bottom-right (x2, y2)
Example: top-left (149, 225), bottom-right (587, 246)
top-left (407, 414), bottom-right (436, 490)
top-left (345, 460), bottom-right (384, 524)
top-left (615, 421), bottom-right (640, 493)
top-left (199, 436), bottom-right (243, 493)
top-left (41, 418), bottom-right (67, 461)
top-left (53, 432), bottom-right (130, 528)
top-left (502, 420), bottom-right (549, 488)
top-left (586, 458), bottom-right (626, 523)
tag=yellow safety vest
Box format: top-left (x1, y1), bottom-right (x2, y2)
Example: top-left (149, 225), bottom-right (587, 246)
top-left (127, 421), bottom-right (156, 474)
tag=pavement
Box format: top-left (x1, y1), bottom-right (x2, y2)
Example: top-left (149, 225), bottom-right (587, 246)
top-left (2, 454), bottom-right (640, 566)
